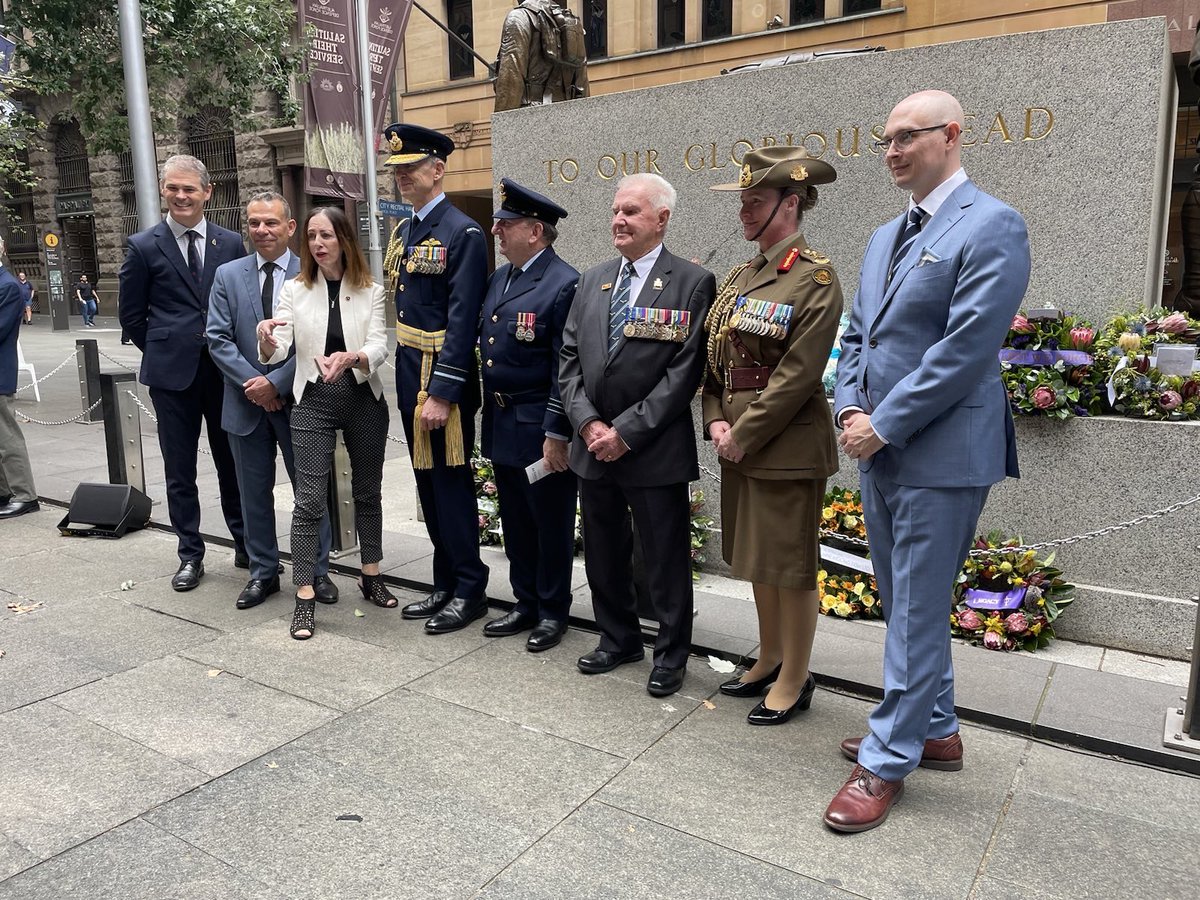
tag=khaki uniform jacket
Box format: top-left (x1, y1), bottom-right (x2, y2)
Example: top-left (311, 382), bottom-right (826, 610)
top-left (494, 0), bottom-right (589, 112)
top-left (702, 233), bottom-right (842, 480)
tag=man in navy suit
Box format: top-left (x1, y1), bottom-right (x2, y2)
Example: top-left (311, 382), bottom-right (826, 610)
top-left (384, 123), bottom-right (491, 634)
top-left (207, 192), bottom-right (336, 610)
top-left (478, 178), bottom-right (579, 652)
top-left (0, 236), bottom-right (39, 519)
top-left (829, 90), bottom-right (1031, 832)
top-left (119, 155), bottom-right (247, 592)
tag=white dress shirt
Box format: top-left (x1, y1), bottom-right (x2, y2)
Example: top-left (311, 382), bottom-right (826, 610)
top-left (256, 249), bottom-right (294, 314)
top-left (166, 215), bottom-right (207, 269)
top-left (614, 242), bottom-right (664, 307)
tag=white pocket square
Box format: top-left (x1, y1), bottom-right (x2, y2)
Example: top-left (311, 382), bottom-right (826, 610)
top-left (916, 250), bottom-right (942, 267)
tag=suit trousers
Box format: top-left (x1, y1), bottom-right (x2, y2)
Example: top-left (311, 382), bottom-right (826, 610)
top-left (0, 394), bottom-right (36, 501)
top-left (857, 468), bottom-right (989, 782)
top-left (494, 463), bottom-right (576, 622)
top-left (398, 401), bottom-right (489, 603)
top-left (579, 476), bottom-right (693, 669)
top-left (148, 348), bottom-right (244, 561)
top-left (228, 410), bottom-right (332, 582)
top-left (289, 375), bottom-right (388, 586)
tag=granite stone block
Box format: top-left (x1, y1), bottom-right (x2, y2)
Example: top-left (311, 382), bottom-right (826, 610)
top-left (0, 702), bottom-right (206, 862)
top-left (53, 655), bottom-right (339, 776)
top-left (479, 802), bottom-right (856, 899)
top-left (0, 818), bottom-right (289, 900)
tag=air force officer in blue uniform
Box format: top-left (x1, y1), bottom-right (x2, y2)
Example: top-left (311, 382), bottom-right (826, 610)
top-left (207, 192), bottom-right (335, 610)
top-left (119, 155), bottom-right (247, 591)
top-left (829, 91), bottom-right (1030, 833)
top-left (385, 124), bottom-right (491, 633)
top-left (479, 179), bottom-right (579, 652)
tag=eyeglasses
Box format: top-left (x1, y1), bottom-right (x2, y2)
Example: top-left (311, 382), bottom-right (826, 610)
top-left (871, 124), bottom-right (948, 152)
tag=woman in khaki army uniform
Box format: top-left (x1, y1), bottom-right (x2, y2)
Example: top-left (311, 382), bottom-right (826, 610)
top-left (703, 146), bottom-right (842, 725)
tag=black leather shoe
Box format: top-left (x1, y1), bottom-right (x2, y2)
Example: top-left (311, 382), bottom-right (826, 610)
top-left (236, 575), bottom-right (281, 610)
top-left (719, 662), bottom-right (783, 698)
top-left (171, 560), bottom-right (205, 592)
top-left (0, 499), bottom-right (39, 519)
top-left (747, 674), bottom-right (816, 726)
top-left (577, 647), bottom-right (644, 674)
top-left (425, 596), bottom-right (489, 634)
top-left (526, 619), bottom-right (567, 652)
top-left (233, 549), bottom-right (250, 569)
top-left (483, 609), bottom-right (537, 637)
top-left (313, 574), bottom-right (339, 604)
top-left (647, 665), bottom-right (686, 697)
top-left (402, 590), bottom-right (452, 620)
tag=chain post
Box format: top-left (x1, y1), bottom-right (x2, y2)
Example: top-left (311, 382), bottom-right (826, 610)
top-left (327, 430), bottom-right (359, 557)
top-left (100, 373), bottom-right (145, 494)
top-left (76, 339), bottom-right (103, 422)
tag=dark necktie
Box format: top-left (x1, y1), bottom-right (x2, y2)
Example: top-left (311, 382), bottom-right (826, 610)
top-left (505, 267), bottom-right (522, 294)
top-left (608, 261), bottom-right (635, 354)
top-left (185, 229), bottom-right (202, 284)
top-left (889, 206), bottom-right (924, 283)
top-left (261, 261), bottom-right (276, 320)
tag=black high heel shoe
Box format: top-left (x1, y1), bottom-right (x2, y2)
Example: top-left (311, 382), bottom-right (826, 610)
top-left (719, 662), bottom-right (783, 698)
top-left (290, 595), bottom-right (316, 641)
top-left (747, 673), bottom-right (816, 726)
top-left (359, 573), bottom-right (398, 608)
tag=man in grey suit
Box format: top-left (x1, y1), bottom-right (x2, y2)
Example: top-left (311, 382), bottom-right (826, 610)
top-left (829, 90), bottom-right (1031, 832)
top-left (207, 192), bottom-right (335, 610)
top-left (559, 173), bottom-right (715, 698)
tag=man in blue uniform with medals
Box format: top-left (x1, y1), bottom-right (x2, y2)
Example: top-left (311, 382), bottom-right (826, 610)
top-left (479, 178), bottom-right (579, 651)
top-left (384, 123), bottom-right (491, 633)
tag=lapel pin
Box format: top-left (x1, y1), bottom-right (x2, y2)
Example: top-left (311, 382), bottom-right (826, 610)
top-left (601, 283), bottom-right (613, 291)
top-left (653, 277), bottom-right (663, 290)
top-left (210, 238), bottom-right (217, 246)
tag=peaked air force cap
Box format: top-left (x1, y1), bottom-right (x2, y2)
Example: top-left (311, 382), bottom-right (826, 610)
top-left (382, 123), bottom-right (456, 166)
top-left (493, 178), bottom-right (568, 226)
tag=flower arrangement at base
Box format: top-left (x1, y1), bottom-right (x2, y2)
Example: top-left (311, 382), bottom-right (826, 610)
top-left (819, 487), bottom-right (868, 551)
top-left (951, 531), bottom-right (1075, 651)
top-left (818, 569), bottom-right (881, 620)
top-left (1000, 311), bottom-right (1101, 417)
top-left (1108, 364), bottom-right (1200, 421)
top-left (471, 453), bottom-right (503, 546)
top-left (689, 490), bottom-right (715, 580)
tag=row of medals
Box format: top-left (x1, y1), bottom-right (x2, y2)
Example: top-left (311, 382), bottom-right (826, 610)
top-left (623, 307), bottom-right (692, 343)
top-left (728, 297), bottom-right (793, 341)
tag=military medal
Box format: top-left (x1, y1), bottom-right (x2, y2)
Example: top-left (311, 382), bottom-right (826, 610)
top-left (516, 312), bottom-right (536, 342)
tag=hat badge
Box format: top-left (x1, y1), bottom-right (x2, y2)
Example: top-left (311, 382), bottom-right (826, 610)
top-left (738, 164), bottom-right (753, 188)
top-left (790, 164), bottom-right (808, 182)
top-left (389, 134), bottom-right (404, 152)
top-left (498, 183), bottom-right (507, 201)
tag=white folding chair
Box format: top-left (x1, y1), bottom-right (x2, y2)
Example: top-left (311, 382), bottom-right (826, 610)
top-left (15, 340), bottom-right (39, 401)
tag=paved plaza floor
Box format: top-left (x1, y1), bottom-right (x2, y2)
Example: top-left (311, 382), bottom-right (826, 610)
top-left (2, 318), bottom-right (1199, 898)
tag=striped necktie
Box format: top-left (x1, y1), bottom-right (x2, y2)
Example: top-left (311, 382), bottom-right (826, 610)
top-left (889, 206), bottom-right (925, 283)
top-left (608, 261), bottom-right (634, 354)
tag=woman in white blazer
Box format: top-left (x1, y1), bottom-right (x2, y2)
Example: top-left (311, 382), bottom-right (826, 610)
top-left (258, 206), bottom-right (396, 639)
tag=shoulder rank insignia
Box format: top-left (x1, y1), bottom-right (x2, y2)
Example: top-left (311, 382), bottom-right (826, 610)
top-left (778, 247), bottom-right (801, 273)
top-left (465, 226), bottom-right (482, 235)
top-left (812, 268), bottom-right (833, 286)
top-left (801, 247), bottom-right (831, 264)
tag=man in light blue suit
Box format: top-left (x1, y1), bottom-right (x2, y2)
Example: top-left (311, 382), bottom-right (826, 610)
top-left (828, 91), bottom-right (1030, 833)
top-left (207, 192), bottom-right (335, 610)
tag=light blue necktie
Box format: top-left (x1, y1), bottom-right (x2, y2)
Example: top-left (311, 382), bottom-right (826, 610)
top-left (608, 261), bottom-right (634, 354)
top-left (889, 206), bottom-right (925, 283)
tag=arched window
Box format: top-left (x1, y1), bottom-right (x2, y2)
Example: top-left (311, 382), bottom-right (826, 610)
top-left (185, 105), bottom-right (242, 233)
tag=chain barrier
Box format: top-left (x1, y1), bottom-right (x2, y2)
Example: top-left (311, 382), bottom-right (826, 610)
top-left (97, 349), bottom-right (139, 374)
top-left (16, 399), bottom-right (102, 426)
top-left (699, 462), bottom-right (1200, 556)
top-left (13, 351), bottom-right (76, 395)
top-left (121, 389), bottom-right (221, 456)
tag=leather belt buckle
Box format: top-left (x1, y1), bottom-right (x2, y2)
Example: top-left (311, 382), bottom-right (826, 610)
top-left (494, 391), bottom-right (507, 408)
top-left (728, 365), bottom-right (774, 391)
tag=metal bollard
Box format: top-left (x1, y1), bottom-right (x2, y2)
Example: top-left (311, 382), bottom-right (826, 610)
top-left (1164, 593), bottom-right (1200, 754)
top-left (76, 339), bottom-right (103, 422)
top-left (327, 430), bottom-right (359, 557)
top-left (99, 372), bottom-right (145, 494)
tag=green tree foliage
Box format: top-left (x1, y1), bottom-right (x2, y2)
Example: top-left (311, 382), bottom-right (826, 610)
top-left (7, 0), bottom-right (304, 155)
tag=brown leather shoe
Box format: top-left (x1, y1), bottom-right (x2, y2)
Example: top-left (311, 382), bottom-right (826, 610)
top-left (839, 732), bottom-right (964, 771)
top-left (823, 765), bottom-right (904, 833)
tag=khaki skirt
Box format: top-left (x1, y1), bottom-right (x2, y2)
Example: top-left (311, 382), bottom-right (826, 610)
top-left (721, 468), bottom-right (825, 590)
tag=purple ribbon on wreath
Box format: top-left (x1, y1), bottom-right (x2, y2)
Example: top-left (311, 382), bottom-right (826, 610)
top-left (998, 349), bottom-right (1093, 367)
top-left (964, 586), bottom-right (1027, 611)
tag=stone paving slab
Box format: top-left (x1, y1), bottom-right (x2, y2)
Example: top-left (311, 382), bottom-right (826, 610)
top-left (0, 702), bottom-right (206, 864)
top-left (0, 837), bottom-right (38, 884)
top-left (0, 818), bottom-right (289, 900)
top-left (120, 569), bottom-right (296, 633)
top-left (53, 655), bottom-right (340, 776)
top-left (405, 627), bottom-right (723, 759)
top-left (0, 634), bottom-right (104, 714)
top-left (597, 689), bottom-right (1029, 900)
top-left (478, 801), bottom-right (856, 899)
top-left (180, 619), bottom-right (437, 712)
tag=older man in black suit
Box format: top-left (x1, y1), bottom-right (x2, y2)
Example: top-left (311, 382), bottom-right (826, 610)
top-left (119, 154), bottom-right (247, 591)
top-left (559, 173), bottom-right (715, 697)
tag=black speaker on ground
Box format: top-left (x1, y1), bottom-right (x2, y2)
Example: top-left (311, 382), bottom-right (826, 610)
top-left (58, 483), bottom-right (152, 539)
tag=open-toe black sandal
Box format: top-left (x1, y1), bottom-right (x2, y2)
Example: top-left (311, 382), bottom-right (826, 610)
top-left (359, 573), bottom-right (398, 608)
top-left (290, 596), bottom-right (316, 640)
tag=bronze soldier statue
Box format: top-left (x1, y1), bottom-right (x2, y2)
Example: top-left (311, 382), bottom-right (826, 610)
top-left (494, 0), bottom-right (589, 112)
